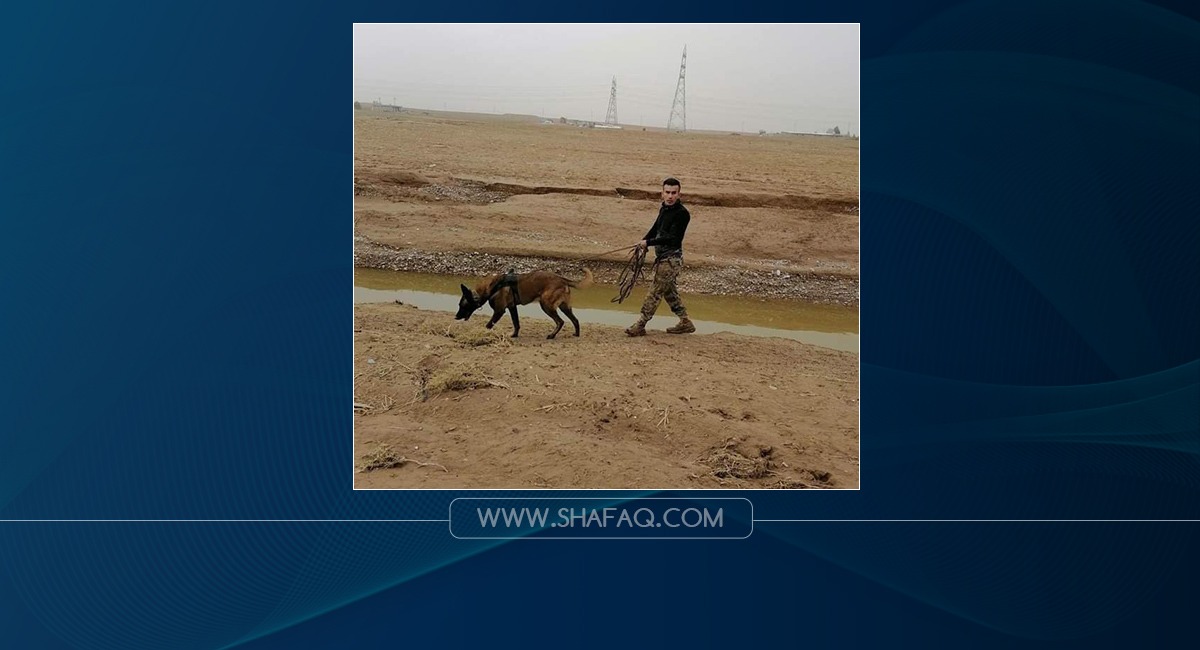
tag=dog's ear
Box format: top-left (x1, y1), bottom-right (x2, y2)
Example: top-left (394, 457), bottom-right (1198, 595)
top-left (460, 284), bottom-right (474, 301)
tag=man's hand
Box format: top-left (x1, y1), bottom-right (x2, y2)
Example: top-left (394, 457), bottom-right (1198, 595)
top-left (638, 240), bottom-right (648, 250)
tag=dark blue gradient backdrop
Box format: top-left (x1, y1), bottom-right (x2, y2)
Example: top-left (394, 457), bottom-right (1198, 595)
top-left (1, 2), bottom-right (1197, 648)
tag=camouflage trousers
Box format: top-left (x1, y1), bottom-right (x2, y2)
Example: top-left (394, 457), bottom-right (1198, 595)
top-left (638, 256), bottom-right (688, 322)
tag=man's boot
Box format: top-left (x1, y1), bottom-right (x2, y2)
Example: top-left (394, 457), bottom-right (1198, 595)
top-left (625, 320), bottom-right (647, 337)
top-left (666, 318), bottom-right (696, 334)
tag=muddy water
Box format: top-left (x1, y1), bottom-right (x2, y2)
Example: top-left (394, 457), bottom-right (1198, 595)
top-left (355, 268), bottom-right (859, 353)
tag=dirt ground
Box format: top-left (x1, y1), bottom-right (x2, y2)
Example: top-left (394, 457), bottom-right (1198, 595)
top-left (353, 108), bottom-right (860, 489)
top-left (354, 304), bottom-right (859, 489)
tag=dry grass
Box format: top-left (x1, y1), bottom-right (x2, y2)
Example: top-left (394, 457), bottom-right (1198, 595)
top-left (426, 367), bottom-right (493, 394)
top-left (700, 438), bottom-right (834, 488)
top-left (418, 318), bottom-right (513, 348)
top-left (455, 328), bottom-right (511, 347)
top-left (359, 444), bottom-right (448, 473)
top-left (704, 438), bottom-right (774, 480)
top-left (415, 357), bottom-right (511, 401)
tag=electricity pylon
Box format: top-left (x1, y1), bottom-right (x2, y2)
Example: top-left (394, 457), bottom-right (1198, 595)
top-left (605, 76), bottom-right (618, 125)
top-left (667, 46), bottom-right (687, 132)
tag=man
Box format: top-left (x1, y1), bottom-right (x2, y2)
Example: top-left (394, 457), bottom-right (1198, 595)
top-left (626, 177), bottom-right (695, 336)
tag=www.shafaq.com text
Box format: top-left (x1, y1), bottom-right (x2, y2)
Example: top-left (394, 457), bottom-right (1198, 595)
top-left (476, 507), bottom-right (725, 529)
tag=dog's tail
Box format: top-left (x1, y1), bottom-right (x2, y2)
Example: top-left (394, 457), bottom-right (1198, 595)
top-left (563, 267), bottom-right (595, 289)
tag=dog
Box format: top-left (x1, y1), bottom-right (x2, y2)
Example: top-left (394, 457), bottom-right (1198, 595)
top-left (456, 268), bottom-right (594, 339)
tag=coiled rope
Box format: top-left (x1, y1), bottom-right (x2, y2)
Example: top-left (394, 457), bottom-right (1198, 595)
top-left (610, 245), bottom-right (649, 304)
top-left (556, 243), bottom-right (649, 304)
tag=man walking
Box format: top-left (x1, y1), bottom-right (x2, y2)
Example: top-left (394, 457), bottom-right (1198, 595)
top-left (626, 177), bottom-right (695, 336)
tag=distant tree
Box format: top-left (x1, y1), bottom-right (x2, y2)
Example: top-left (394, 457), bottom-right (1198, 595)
top-left (354, 101), bottom-right (361, 110)
top-left (758, 129), bottom-right (766, 135)
top-left (833, 126), bottom-right (841, 134)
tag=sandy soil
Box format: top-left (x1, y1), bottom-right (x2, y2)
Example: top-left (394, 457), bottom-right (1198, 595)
top-left (354, 304), bottom-right (859, 489)
top-left (353, 109), bottom-right (860, 489)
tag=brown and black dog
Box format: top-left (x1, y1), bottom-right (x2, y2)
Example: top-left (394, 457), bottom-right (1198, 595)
top-left (456, 268), bottom-right (594, 339)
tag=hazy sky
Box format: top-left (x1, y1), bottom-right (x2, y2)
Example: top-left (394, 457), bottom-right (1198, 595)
top-left (353, 24), bottom-right (859, 134)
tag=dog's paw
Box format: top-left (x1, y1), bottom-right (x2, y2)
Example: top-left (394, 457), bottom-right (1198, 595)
top-left (485, 322), bottom-right (494, 330)
top-left (546, 334), bottom-right (556, 340)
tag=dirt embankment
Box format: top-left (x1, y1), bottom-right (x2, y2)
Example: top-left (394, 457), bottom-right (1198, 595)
top-left (353, 112), bottom-right (859, 306)
top-left (355, 169), bottom-right (859, 212)
top-left (354, 304), bottom-right (859, 490)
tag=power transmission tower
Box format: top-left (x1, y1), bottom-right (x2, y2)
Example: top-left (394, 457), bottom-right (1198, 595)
top-left (667, 46), bottom-right (687, 132)
top-left (605, 76), bottom-right (618, 125)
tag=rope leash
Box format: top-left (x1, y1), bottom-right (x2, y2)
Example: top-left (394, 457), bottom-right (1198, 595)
top-left (573, 244), bottom-right (639, 263)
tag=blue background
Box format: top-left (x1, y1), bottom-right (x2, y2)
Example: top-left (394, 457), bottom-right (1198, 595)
top-left (1, 1), bottom-right (1197, 648)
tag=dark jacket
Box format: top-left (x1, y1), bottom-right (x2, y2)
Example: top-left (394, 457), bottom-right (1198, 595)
top-left (642, 201), bottom-right (691, 258)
